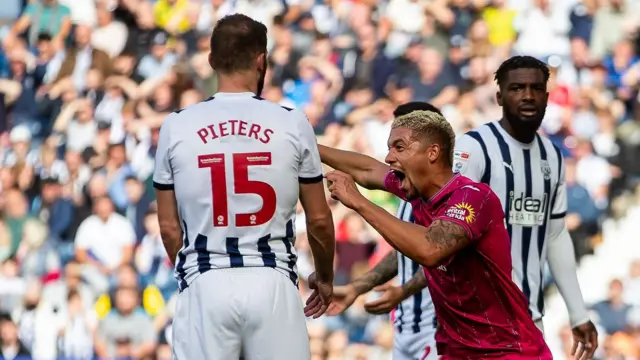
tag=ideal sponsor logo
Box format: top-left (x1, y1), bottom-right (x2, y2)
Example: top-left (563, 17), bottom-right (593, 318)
top-left (508, 192), bottom-right (548, 226)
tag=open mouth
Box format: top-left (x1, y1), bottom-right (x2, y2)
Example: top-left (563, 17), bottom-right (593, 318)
top-left (392, 170), bottom-right (406, 181)
top-left (392, 169), bottom-right (410, 192)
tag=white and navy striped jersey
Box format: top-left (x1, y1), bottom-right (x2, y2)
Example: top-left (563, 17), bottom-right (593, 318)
top-left (452, 121), bottom-right (567, 321)
top-left (394, 201), bottom-right (437, 336)
top-left (153, 92), bottom-right (323, 291)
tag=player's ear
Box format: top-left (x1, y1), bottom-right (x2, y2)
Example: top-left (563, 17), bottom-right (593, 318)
top-left (256, 52), bottom-right (267, 72)
top-left (428, 143), bottom-right (440, 163)
top-left (495, 90), bottom-right (503, 106)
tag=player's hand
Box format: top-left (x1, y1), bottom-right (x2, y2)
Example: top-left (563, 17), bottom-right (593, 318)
top-left (364, 283), bottom-right (405, 315)
top-left (325, 171), bottom-right (365, 210)
top-left (304, 272), bottom-right (333, 319)
top-left (571, 320), bottom-right (598, 360)
top-left (326, 284), bottom-right (359, 316)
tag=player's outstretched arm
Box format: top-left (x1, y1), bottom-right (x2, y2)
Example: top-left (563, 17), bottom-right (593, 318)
top-left (351, 249), bottom-right (399, 294)
top-left (327, 249), bottom-right (399, 316)
top-left (319, 144), bottom-right (389, 190)
top-left (327, 171), bottom-right (473, 267)
top-left (400, 267), bottom-right (427, 298)
top-left (367, 211), bottom-right (470, 268)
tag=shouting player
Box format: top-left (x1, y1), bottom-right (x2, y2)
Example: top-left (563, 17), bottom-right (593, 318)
top-left (388, 56), bottom-right (598, 360)
top-left (324, 110), bottom-right (551, 358)
top-left (153, 14), bottom-right (335, 360)
top-left (325, 102), bottom-right (441, 360)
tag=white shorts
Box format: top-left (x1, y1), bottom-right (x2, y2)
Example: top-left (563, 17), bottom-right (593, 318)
top-left (394, 330), bottom-right (438, 360)
top-left (172, 267), bottom-right (310, 360)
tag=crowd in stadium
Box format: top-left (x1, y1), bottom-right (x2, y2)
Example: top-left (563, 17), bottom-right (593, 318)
top-left (0, 0), bottom-right (640, 359)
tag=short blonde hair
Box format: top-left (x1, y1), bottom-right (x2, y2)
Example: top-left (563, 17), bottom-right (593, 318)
top-left (391, 110), bottom-right (455, 165)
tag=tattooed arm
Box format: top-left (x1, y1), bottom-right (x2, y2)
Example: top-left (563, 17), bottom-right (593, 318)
top-left (400, 268), bottom-right (428, 298)
top-left (351, 249), bottom-right (399, 295)
top-left (353, 199), bottom-right (471, 267)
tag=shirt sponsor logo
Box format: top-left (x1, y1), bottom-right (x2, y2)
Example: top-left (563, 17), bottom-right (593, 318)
top-left (445, 202), bottom-right (476, 224)
top-left (508, 192), bottom-right (548, 227)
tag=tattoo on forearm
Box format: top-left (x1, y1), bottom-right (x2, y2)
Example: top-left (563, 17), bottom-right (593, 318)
top-left (402, 269), bottom-right (427, 298)
top-left (352, 250), bottom-right (398, 294)
top-left (424, 220), bottom-right (469, 260)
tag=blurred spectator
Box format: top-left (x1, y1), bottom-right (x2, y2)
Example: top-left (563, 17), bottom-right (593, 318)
top-left (95, 286), bottom-right (155, 359)
top-left (592, 279), bottom-right (632, 335)
top-left (0, 312), bottom-right (30, 359)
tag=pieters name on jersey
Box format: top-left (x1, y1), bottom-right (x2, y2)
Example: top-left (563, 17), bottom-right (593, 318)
top-left (197, 119), bottom-right (274, 144)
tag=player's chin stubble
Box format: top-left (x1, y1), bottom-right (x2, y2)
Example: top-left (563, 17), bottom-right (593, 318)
top-left (505, 108), bottom-right (545, 131)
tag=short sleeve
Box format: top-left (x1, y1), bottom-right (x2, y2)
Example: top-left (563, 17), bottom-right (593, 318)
top-left (435, 184), bottom-right (495, 241)
top-left (452, 134), bottom-right (487, 182)
top-left (383, 171), bottom-right (408, 200)
top-left (296, 112), bottom-right (323, 183)
top-left (152, 114), bottom-right (175, 190)
top-left (550, 155), bottom-right (567, 220)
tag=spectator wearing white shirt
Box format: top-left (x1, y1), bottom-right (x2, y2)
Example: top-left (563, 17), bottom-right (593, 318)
top-left (513, 0), bottom-right (571, 59)
top-left (58, 0), bottom-right (97, 27)
top-left (91, 5), bottom-right (128, 59)
top-left (74, 197), bottom-right (135, 294)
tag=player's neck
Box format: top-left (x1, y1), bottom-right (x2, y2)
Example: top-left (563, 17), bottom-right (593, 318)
top-left (420, 169), bottom-right (455, 201)
top-left (216, 73), bottom-right (257, 95)
top-left (498, 117), bottom-right (536, 144)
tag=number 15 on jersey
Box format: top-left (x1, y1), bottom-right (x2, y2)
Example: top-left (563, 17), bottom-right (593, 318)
top-left (198, 152), bottom-right (277, 228)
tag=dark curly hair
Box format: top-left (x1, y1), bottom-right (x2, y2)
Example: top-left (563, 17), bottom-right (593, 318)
top-left (494, 56), bottom-right (550, 89)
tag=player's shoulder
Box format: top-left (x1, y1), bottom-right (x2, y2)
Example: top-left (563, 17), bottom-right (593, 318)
top-left (453, 175), bottom-right (496, 200)
top-left (242, 95), bottom-right (307, 118)
top-left (455, 123), bottom-right (495, 150)
top-left (534, 132), bottom-right (563, 157)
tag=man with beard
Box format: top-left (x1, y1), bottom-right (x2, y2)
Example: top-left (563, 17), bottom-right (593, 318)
top-left (391, 56), bottom-right (599, 360)
top-left (153, 14), bottom-right (335, 360)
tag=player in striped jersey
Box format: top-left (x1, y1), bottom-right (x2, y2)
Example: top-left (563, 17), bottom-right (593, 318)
top-left (325, 102), bottom-right (440, 360)
top-left (153, 15), bottom-right (335, 360)
top-left (392, 56), bottom-right (599, 359)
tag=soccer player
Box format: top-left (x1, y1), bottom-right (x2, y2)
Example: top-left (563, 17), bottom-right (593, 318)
top-left (392, 56), bottom-right (598, 360)
top-left (326, 102), bottom-right (441, 360)
top-left (324, 110), bottom-right (551, 358)
top-left (153, 14), bottom-right (335, 360)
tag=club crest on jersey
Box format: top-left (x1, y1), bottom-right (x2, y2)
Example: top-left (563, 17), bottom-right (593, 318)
top-left (540, 160), bottom-right (551, 180)
top-left (445, 202), bottom-right (476, 224)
